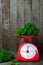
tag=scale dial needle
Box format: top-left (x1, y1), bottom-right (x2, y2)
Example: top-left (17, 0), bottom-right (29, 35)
top-left (26, 45), bottom-right (29, 53)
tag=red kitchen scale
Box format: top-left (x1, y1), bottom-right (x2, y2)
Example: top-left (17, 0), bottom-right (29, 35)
top-left (16, 35), bottom-right (39, 62)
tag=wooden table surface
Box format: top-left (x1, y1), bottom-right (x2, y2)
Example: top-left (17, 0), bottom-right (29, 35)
top-left (11, 51), bottom-right (43, 65)
top-left (19, 61), bottom-right (43, 65)
top-left (18, 58), bottom-right (43, 65)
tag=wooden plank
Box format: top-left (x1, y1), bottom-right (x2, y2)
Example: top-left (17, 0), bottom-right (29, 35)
top-left (39, 0), bottom-right (43, 52)
top-left (10, 0), bottom-right (18, 51)
top-left (2, 0), bottom-right (10, 50)
top-left (32, 0), bottom-right (40, 28)
top-left (40, 0), bottom-right (43, 34)
top-left (17, 0), bottom-right (24, 27)
top-left (24, 0), bottom-right (32, 23)
top-left (0, 0), bottom-right (2, 49)
top-left (32, 0), bottom-right (40, 52)
top-left (17, 0), bottom-right (25, 48)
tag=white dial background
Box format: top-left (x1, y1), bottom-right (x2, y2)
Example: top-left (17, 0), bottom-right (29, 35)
top-left (20, 44), bottom-right (37, 59)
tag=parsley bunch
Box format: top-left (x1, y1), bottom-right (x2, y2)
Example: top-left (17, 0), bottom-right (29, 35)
top-left (16, 23), bottom-right (40, 36)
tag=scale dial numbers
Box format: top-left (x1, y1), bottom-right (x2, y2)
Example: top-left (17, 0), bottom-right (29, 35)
top-left (20, 44), bottom-right (37, 59)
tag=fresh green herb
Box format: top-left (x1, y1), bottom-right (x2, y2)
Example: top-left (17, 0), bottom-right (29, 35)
top-left (16, 22), bottom-right (40, 36)
top-left (0, 49), bottom-right (14, 63)
top-left (11, 60), bottom-right (19, 65)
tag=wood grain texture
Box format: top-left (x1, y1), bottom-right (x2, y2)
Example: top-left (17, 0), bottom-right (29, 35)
top-left (10, 0), bottom-right (18, 51)
top-left (31, 0), bottom-right (41, 53)
top-left (0, 0), bottom-right (2, 49)
top-left (17, 0), bottom-right (25, 48)
top-left (24, 0), bottom-right (32, 23)
top-left (32, 0), bottom-right (40, 28)
top-left (2, 0), bottom-right (10, 50)
top-left (17, 0), bottom-right (24, 27)
top-left (0, 0), bottom-right (43, 53)
top-left (40, 0), bottom-right (43, 34)
top-left (39, 0), bottom-right (43, 52)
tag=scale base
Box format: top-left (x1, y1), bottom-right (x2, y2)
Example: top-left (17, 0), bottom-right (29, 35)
top-left (17, 52), bottom-right (39, 62)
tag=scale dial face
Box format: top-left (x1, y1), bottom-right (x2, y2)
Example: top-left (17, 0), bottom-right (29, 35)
top-left (20, 44), bottom-right (37, 59)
